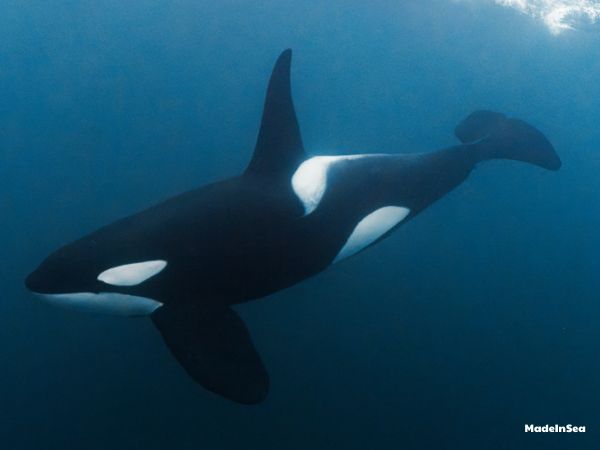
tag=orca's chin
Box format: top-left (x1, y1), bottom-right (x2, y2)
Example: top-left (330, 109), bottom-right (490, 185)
top-left (25, 270), bottom-right (47, 294)
top-left (33, 291), bottom-right (163, 317)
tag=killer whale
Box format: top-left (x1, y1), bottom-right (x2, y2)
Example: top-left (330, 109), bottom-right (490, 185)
top-left (25, 49), bottom-right (561, 404)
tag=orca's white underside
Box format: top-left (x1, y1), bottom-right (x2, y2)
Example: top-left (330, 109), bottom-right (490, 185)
top-left (38, 292), bottom-right (163, 316)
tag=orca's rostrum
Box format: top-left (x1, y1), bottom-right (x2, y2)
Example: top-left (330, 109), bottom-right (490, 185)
top-left (25, 50), bottom-right (561, 404)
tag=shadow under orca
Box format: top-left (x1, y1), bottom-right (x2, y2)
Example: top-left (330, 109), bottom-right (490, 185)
top-left (25, 49), bottom-right (561, 404)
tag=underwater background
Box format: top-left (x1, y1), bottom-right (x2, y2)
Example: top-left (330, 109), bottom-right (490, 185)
top-left (1, 0), bottom-right (599, 449)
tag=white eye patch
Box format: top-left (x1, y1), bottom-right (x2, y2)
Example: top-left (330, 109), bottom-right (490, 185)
top-left (97, 260), bottom-right (167, 286)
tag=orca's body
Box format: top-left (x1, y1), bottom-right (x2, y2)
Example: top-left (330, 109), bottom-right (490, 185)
top-left (25, 50), bottom-right (561, 404)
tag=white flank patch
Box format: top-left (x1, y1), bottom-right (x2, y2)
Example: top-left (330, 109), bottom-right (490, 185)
top-left (333, 206), bottom-right (411, 263)
top-left (291, 154), bottom-right (380, 215)
top-left (38, 292), bottom-right (163, 316)
top-left (97, 260), bottom-right (167, 286)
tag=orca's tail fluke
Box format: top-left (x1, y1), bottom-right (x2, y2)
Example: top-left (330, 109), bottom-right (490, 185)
top-left (455, 110), bottom-right (561, 171)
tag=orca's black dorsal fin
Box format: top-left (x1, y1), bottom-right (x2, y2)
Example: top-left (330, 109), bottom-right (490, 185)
top-left (245, 49), bottom-right (306, 182)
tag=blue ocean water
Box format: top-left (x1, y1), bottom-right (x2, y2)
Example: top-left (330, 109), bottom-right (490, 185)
top-left (1, 1), bottom-right (599, 448)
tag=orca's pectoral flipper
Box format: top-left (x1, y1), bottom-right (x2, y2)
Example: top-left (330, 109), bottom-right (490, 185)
top-left (455, 110), bottom-right (561, 171)
top-left (245, 49), bottom-right (306, 183)
top-left (152, 305), bottom-right (269, 404)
